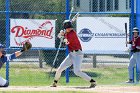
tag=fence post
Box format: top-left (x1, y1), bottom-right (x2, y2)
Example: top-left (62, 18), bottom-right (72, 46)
top-left (39, 50), bottom-right (43, 68)
top-left (65, 0), bottom-right (70, 83)
top-left (93, 55), bottom-right (97, 68)
top-left (136, 0), bottom-right (140, 82)
top-left (130, 0), bottom-right (135, 82)
top-left (5, 0), bottom-right (10, 81)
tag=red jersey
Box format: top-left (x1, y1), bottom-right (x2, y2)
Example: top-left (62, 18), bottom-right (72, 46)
top-left (64, 30), bottom-right (82, 51)
top-left (132, 36), bottom-right (140, 49)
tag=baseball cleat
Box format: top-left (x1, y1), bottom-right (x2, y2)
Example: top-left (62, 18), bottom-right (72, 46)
top-left (50, 82), bottom-right (57, 87)
top-left (126, 79), bottom-right (134, 83)
top-left (89, 81), bottom-right (96, 88)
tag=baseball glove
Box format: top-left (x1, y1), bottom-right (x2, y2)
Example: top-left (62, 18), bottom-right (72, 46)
top-left (21, 42), bottom-right (32, 52)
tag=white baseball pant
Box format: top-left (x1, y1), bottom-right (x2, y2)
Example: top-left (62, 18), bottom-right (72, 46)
top-left (128, 52), bottom-right (140, 80)
top-left (0, 75), bottom-right (7, 86)
top-left (54, 50), bottom-right (92, 81)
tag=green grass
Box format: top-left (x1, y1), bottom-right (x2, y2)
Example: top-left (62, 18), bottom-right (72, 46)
top-left (0, 64), bottom-right (139, 86)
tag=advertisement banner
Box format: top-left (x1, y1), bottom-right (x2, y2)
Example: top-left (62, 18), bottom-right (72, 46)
top-left (77, 17), bottom-right (129, 53)
top-left (10, 19), bottom-right (55, 48)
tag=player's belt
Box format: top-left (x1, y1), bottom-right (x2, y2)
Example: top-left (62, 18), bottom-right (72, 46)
top-left (71, 49), bottom-right (82, 52)
top-left (136, 49), bottom-right (140, 52)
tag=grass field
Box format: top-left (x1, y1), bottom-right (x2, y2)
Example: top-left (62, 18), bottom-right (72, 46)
top-left (0, 63), bottom-right (140, 93)
top-left (1, 63), bottom-right (129, 86)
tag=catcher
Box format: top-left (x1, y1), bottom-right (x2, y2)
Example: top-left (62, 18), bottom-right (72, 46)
top-left (51, 20), bottom-right (96, 88)
top-left (0, 42), bottom-right (32, 87)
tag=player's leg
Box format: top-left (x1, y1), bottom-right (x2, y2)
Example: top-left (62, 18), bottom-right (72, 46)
top-left (0, 75), bottom-right (9, 87)
top-left (72, 51), bottom-right (96, 88)
top-left (54, 54), bottom-right (72, 81)
top-left (51, 54), bottom-right (72, 87)
top-left (136, 52), bottom-right (140, 82)
top-left (126, 54), bottom-right (136, 83)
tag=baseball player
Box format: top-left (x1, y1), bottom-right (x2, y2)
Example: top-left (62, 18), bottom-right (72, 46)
top-left (0, 42), bottom-right (32, 87)
top-left (51, 20), bottom-right (96, 88)
top-left (126, 27), bottom-right (140, 83)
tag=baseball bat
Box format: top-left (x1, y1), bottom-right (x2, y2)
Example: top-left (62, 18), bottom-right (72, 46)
top-left (48, 37), bottom-right (64, 79)
top-left (125, 23), bottom-right (127, 47)
top-left (69, 0), bottom-right (74, 20)
top-left (69, 7), bottom-right (74, 20)
top-left (71, 12), bottom-right (80, 22)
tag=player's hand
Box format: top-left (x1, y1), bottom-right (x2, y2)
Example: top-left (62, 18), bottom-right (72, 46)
top-left (63, 38), bottom-right (70, 45)
top-left (126, 41), bottom-right (132, 44)
top-left (58, 30), bottom-right (65, 38)
top-left (126, 41), bottom-right (129, 44)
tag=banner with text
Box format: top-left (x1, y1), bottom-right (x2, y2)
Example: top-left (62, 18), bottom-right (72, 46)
top-left (77, 17), bottom-right (129, 53)
top-left (10, 19), bottom-right (55, 48)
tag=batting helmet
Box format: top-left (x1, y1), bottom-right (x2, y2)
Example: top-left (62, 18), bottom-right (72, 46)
top-left (0, 43), bottom-right (6, 55)
top-left (133, 27), bottom-right (139, 32)
top-left (63, 20), bottom-right (73, 29)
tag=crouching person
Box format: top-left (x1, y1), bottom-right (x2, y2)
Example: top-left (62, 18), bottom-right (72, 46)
top-left (0, 42), bottom-right (32, 87)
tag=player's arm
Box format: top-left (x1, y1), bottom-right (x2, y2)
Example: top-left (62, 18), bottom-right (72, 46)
top-left (15, 51), bottom-right (23, 57)
top-left (8, 51), bottom-right (23, 60)
top-left (10, 42), bottom-right (32, 60)
top-left (5, 50), bottom-right (23, 61)
top-left (135, 38), bottom-right (140, 50)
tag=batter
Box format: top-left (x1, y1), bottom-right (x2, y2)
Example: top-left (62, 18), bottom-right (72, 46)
top-left (51, 20), bottom-right (96, 88)
top-left (126, 27), bottom-right (140, 83)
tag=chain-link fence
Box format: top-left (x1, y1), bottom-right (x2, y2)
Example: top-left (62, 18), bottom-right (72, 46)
top-left (0, 0), bottom-right (137, 87)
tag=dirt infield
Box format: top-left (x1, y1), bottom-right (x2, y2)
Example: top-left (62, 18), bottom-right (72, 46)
top-left (0, 85), bottom-right (140, 93)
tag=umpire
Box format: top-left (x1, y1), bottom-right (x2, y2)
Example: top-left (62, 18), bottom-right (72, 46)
top-left (126, 27), bottom-right (140, 83)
